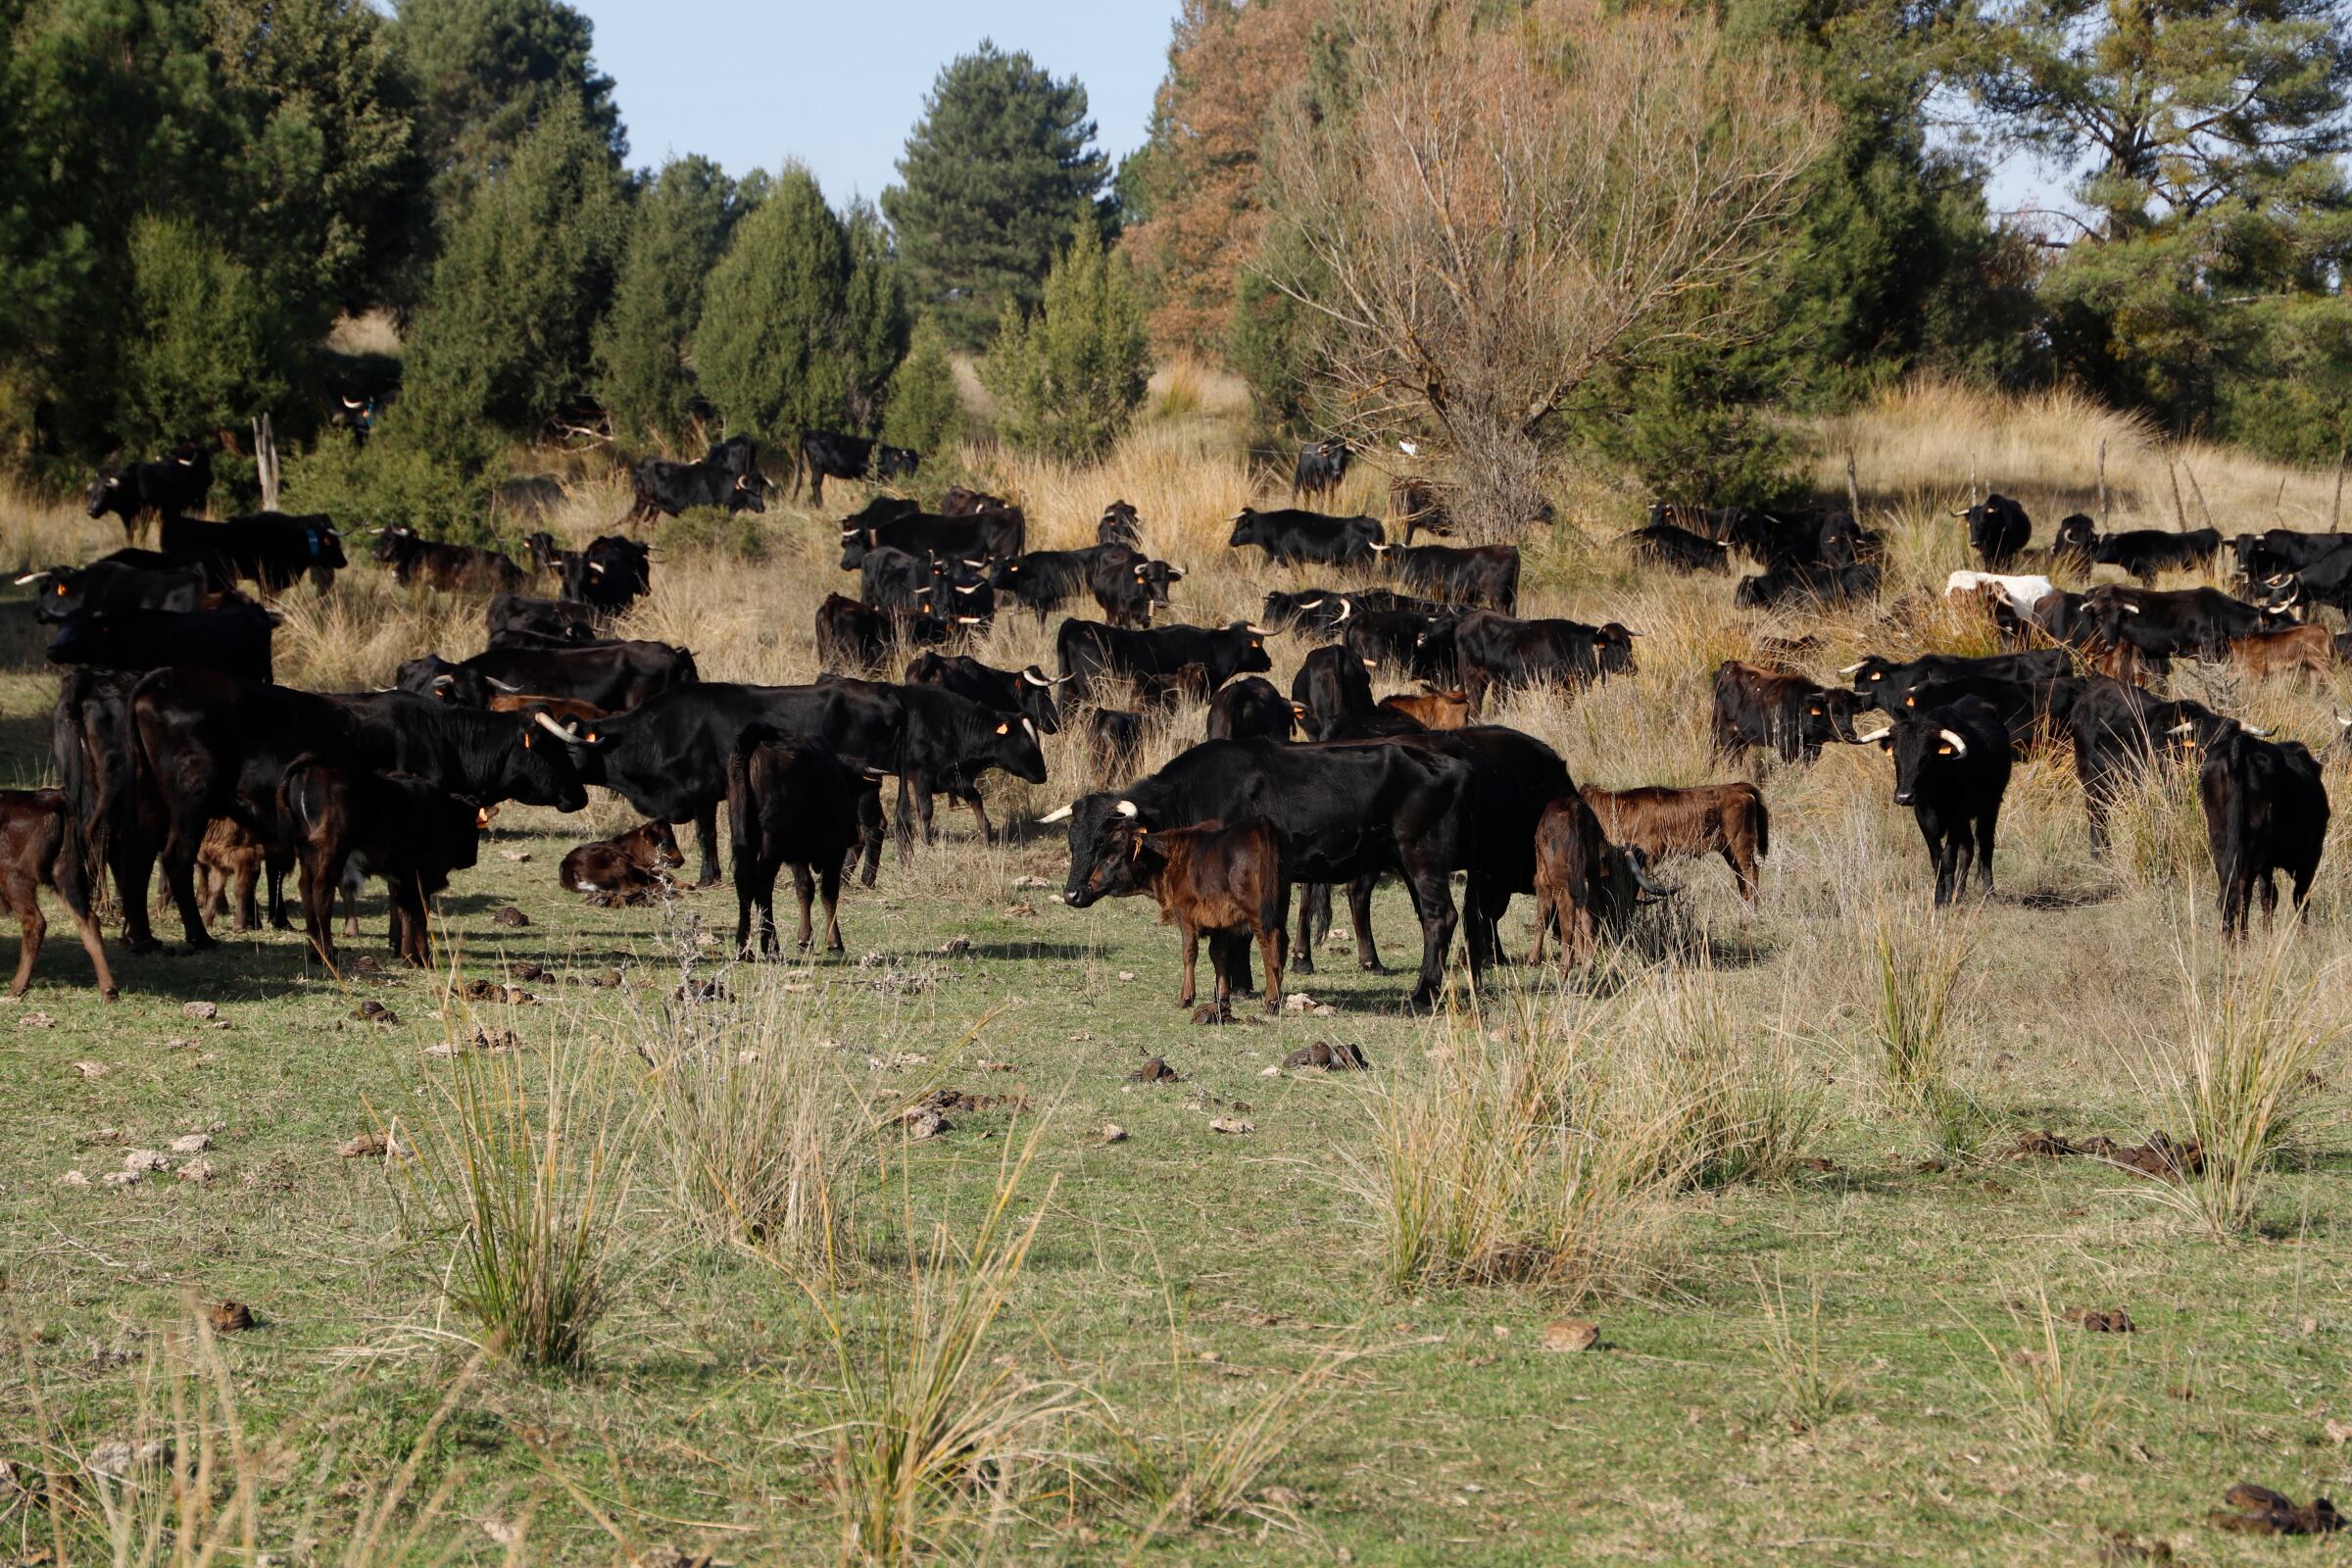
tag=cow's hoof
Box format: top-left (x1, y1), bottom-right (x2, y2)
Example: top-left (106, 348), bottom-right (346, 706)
top-left (1357, 959), bottom-right (1389, 974)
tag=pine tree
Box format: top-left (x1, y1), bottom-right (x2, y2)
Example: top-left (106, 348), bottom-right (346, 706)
top-left (393, 96), bottom-right (628, 460)
top-left (836, 203), bottom-right (912, 433)
top-left (981, 219), bottom-right (1150, 462)
top-left (120, 216), bottom-right (296, 451)
top-left (692, 167), bottom-right (854, 445)
top-left (594, 155), bottom-right (756, 448)
top-left (882, 40), bottom-right (1114, 349)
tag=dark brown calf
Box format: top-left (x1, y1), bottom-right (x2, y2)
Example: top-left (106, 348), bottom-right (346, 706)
top-left (1378, 691), bottom-right (1474, 730)
top-left (278, 760), bottom-right (482, 968)
top-left (558, 819), bottom-right (684, 906)
top-left (0, 789), bottom-right (117, 1000)
top-left (1578, 782), bottom-right (1769, 903)
top-left (726, 727), bottom-right (862, 957)
top-left (1132, 817), bottom-right (1288, 1013)
top-left (197, 818), bottom-right (266, 930)
top-left (1529, 796), bottom-right (1669, 968)
top-left (2228, 624), bottom-right (2333, 682)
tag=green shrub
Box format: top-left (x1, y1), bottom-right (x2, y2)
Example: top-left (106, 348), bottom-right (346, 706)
top-left (980, 220), bottom-right (1150, 462)
top-left (880, 316), bottom-right (963, 460)
top-left (654, 505), bottom-right (769, 563)
top-left (282, 439), bottom-right (496, 545)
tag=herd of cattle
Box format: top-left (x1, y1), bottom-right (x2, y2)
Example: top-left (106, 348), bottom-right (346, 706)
top-left (1, 439), bottom-right (2340, 1010)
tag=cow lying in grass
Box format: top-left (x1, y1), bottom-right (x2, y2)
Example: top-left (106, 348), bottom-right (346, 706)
top-left (559, 819), bottom-right (685, 906)
top-left (0, 789), bottom-right (118, 1001)
top-left (1578, 782), bottom-right (1770, 904)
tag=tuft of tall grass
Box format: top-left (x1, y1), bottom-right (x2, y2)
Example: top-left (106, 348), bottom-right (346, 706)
top-left (1622, 977), bottom-right (1833, 1188)
top-left (2132, 936), bottom-right (2342, 1237)
top-left (2108, 762), bottom-right (2210, 899)
top-left (391, 1030), bottom-right (636, 1372)
top-left (1954, 1285), bottom-right (2119, 1452)
top-left (1753, 1265), bottom-right (1858, 1433)
top-left (1352, 993), bottom-right (1689, 1300)
top-left (1868, 906), bottom-right (1988, 1157)
top-left (805, 1126), bottom-right (1095, 1566)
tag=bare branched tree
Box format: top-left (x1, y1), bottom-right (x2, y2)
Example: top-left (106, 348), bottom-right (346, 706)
top-left (1258, 0), bottom-right (1835, 539)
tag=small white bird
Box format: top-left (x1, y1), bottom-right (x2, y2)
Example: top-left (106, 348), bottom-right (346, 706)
top-left (1398, 439), bottom-right (1420, 457)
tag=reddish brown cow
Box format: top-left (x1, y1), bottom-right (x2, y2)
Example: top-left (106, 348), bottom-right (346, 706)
top-left (1091, 815), bottom-right (1289, 1013)
top-left (0, 789), bottom-right (118, 1000)
top-left (1528, 796), bottom-right (1670, 969)
top-left (197, 818), bottom-right (266, 930)
top-left (2228, 624), bottom-right (2334, 682)
top-left (558, 819), bottom-right (685, 906)
top-left (1378, 691), bottom-right (1475, 730)
top-left (1579, 782), bottom-right (1770, 903)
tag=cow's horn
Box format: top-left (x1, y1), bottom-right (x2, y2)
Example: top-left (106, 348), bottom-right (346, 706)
top-left (1296, 598), bottom-right (1324, 612)
top-left (531, 711), bottom-right (577, 742)
top-left (1036, 804), bottom-right (1074, 823)
top-left (1937, 727), bottom-right (1969, 758)
top-left (2243, 724), bottom-right (2272, 737)
top-left (1335, 599), bottom-right (1353, 622)
top-left (1114, 800), bottom-right (1139, 817)
top-left (1369, 541), bottom-right (1390, 554)
top-left (1852, 724), bottom-right (1891, 743)
top-left (1245, 623), bottom-right (1271, 635)
top-left (1838, 662), bottom-right (1867, 674)
top-left (1021, 666), bottom-right (1052, 686)
top-left (13, 571), bottom-right (46, 585)
top-left (953, 581), bottom-right (979, 594)
top-left (956, 615), bottom-right (983, 625)
top-left (2169, 721), bottom-right (2195, 737)
top-left (482, 676), bottom-right (522, 693)
top-left (1628, 849), bottom-right (1675, 899)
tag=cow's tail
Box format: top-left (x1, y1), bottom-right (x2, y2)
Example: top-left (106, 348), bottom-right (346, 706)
top-left (1250, 818), bottom-right (1284, 939)
top-left (51, 678), bottom-right (106, 898)
top-left (1746, 787), bottom-right (1770, 861)
top-left (278, 752), bottom-right (330, 837)
top-left (1497, 553), bottom-right (1522, 615)
top-left (727, 724), bottom-right (778, 862)
top-left (45, 793), bottom-right (98, 922)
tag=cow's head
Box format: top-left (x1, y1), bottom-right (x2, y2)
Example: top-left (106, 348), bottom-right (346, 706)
top-left (727, 468), bottom-right (770, 514)
top-left (1013, 665), bottom-right (1065, 734)
top-left (1592, 623), bottom-right (1641, 676)
top-left (395, 654), bottom-right (487, 708)
top-left (521, 711), bottom-right (599, 807)
top-left (1839, 655), bottom-right (1900, 699)
top-left (2162, 701), bottom-right (2254, 758)
top-left (1801, 687), bottom-right (1865, 747)
top-left (1037, 793), bottom-right (1156, 907)
top-left (838, 528), bottom-right (873, 570)
top-left (1227, 510), bottom-right (1263, 549)
top-left (22, 567), bottom-right (78, 622)
top-left (624, 816), bottom-right (685, 869)
top-left (1855, 714), bottom-right (1972, 808)
top-left (370, 524), bottom-right (417, 563)
top-left (2054, 513), bottom-right (2097, 551)
top-left (1225, 622), bottom-right (1275, 676)
top-left (84, 473), bottom-right (125, 518)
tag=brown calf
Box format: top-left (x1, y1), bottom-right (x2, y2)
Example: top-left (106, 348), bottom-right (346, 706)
top-left (2228, 623), bottom-right (2334, 682)
top-left (1378, 691), bottom-right (1475, 730)
top-left (1579, 782), bottom-right (1770, 904)
top-left (558, 819), bottom-right (685, 906)
top-left (197, 818), bottom-right (266, 931)
top-left (1096, 815), bottom-right (1288, 1013)
top-left (1529, 796), bottom-right (1670, 969)
top-left (486, 693), bottom-right (611, 728)
top-left (0, 789), bottom-right (118, 1001)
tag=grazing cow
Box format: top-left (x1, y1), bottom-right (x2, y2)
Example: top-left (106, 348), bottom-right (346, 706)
top-left (1098, 500), bottom-right (1146, 549)
top-left (905, 652), bottom-right (1064, 842)
top-left (1205, 676), bottom-right (1297, 743)
top-left (1580, 782), bottom-right (1770, 903)
top-left (1366, 542), bottom-right (1520, 612)
top-left (1710, 661), bottom-right (1865, 763)
top-left (1945, 570), bottom-right (2054, 616)
top-left (1625, 520), bottom-right (1734, 573)
top-left (0, 790), bottom-right (118, 1000)
top-left (277, 758), bottom-right (482, 966)
top-left (1345, 608), bottom-right (1454, 680)
top-left (989, 550), bottom-right (1095, 621)
top-left (47, 604), bottom-right (275, 683)
top-left (162, 514), bottom-right (347, 595)
top-left (796, 431), bottom-right (883, 505)
top-left (1055, 619), bottom-right (1272, 702)
top-left (1393, 478), bottom-right (1452, 544)
top-left (396, 640), bottom-right (697, 712)
top-left (486, 592), bottom-right (601, 646)
top-left (1257, 590), bottom-right (1358, 637)
top-left (86, 446), bottom-right (212, 538)
top-left (1292, 440), bottom-right (1351, 501)
top-left (727, 726), bottom-right (866, 956)
top-left (1227, 508), bottom-right (1384, 568)
top-left (2228, 624), bottom-right (2334, 681)
top-left (627, 447), bottom-right (769, 521)
top-left (2063, 677), bottom-right (2245, 850)
top-left (1528, 795), bottom-right (1670, 967)
top-left (20, 559), bottom-right (218, 621)
top-left (1379, 691), bottom-right (1474, 730)
top-left (2086, 584), bottom-right (2286, 662)
top-left (2256, 539), bottom-right (2352, 620)
top-left (558, 819), bottom-right (684, 906)
top-left (2198, 727), bottom-right (2328, 938)
top-left (837, 509), bottom-right (1023, 569)
top-left (1842, 649), bottom-right (2073, 712)
top-left (1087, 710), bottom-right (1147, 782)
top-left (371, 526), bottom-right (528, 592)
top-left (2056, 514), bottom-right (2222, 583)
top-left (2231, 529), bottom-right (2351, 582)
top-left (815, 593), bottom-right (949, 672)
top-left (1086, 815), bottom-right (1290, 1013)
top-left (1958, 494), bottom-right (2032, 567)
top-left (1452, 610), bottom-right (1637, 712)
top-left (1853, 697), bottom-right (2013, 904)
top-left (1043, 737), bottom-right (1474, 1009)
top-left (1735, 562), bottom-right (1881, 608)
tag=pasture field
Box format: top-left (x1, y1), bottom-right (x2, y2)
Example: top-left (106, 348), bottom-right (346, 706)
top-left (4, 384), bottom-right (2352, 1565)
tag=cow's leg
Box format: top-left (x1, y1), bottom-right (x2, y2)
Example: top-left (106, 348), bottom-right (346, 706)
top-left (1405, 870), bottom-right (1457, 1010)
top-left (1974, 806), bottom-right (1998, 897)
top-left (1257, 922), bottom-right (1284, 1014)
top-left (70, 909), bottom-right (117, 1001)
top-left (791, 861), bottom-right (814, 953)
top-left (234, 856), bottom-right (262, 931)
top-left (736, 858), bottom-right (773, 958)
top-left (1917, 816), bottom-right (1950, 906)
top-left (963, 787), bottom-right (996, 846)
top-left (111, 830), bottom-right (160, 953)
top-left (1213, 928), bottom-right (1254, 999)
top-left (818, 860), bottom-right (844, 953)
top-left (1724, 841), bottom-right (1759, 903)
top-left (266, 847), bottom-right (294, 930)
top-left (2258, 868), bottom-right (2279, 929)
top-left (1293, 882), bottom-right (1328, 974)
top-left (1527, 882), bottom-right (1551, 967)
top-left (2291, 859), bottom-right (2317, 919)
top-left (1178, 924), bottom-right (1200, 1008)
top-left (299, 850), bottom-right (342, 968)
top-left (894, 774), bottom-right (916, 853)
top-left (913, 776), bottom-right (939, 847)
top-left (159, 816), bottom-right (215, 951)
top-left (694, 807), bottom-right (722, 887)
top-left (1348, 875), bottom-right (1385, 972)
top-left (7, 887), bottom-right (44, 999)
top-left (390, 877), bottom-right (431, 965)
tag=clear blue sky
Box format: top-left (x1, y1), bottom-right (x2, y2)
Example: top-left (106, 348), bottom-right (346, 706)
top-left (577, 3), bottom-right (1175, 206)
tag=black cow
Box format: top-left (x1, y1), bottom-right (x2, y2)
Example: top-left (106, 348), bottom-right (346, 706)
top-left (1043, 737), bottom-right (1474, 1009)
top-left (1885, 676), bottom-right (2051, 756)
top-left (564, 535), bottom-right (654, 612)
top-left (486, 592), bottom-right (601, 646)
top-left (1725, 508), bottom-right (1867, 571)
top-left (396, 640), bottom-right (698, 712)
top-left (859, 546), bottom-right (936, 612)
top-left (1259, 589), bottom-right (1354, 637)
top-left (1624, 520), bottom-right (1734, 573)
top-left (1394, 478), bottom-right (1452, 544)
top-left (1710, 662), bottom-right (1864, 763)
top-left (1205, 676), bottom-right (1297, 743)
top-left (86, 446), bottom-right (212, 538)
top-left (51, 671), bottom-right (144, 923)
top-left (2086, 585), bottom-right (2285, 662)
top-left (628, 448), bottom-right (769, 521)
top-left (727, 726), bottom-right (865, 956)
top-left (1366, 542), bottom-right (1519, 612)
top-left (837, 510), bottom-right (1023, 569)
top-left (1958, 494), bottom-right (2032, 567)
top-left (905, 652), bottom-right (1065, 843)
top-left (2257, 539), bottom-right (2352, 620)
top-left (2200, 728), bottom-right (2328, 938)
top-left (371, 525), bottom-right (529, 592)
top-left (1290, 646), bottom-right (1379, 742)
top-left (2055, 514), bottom-right (2222, 584)
top-left (1735, 562), bottom-right (1881, 609)
top-left (2061, 676), bottom-right (2245, 850)
top-left (2030, 588), bottom-right (2101, 649)
top-left (1292, 440), bottom-right (1351, 501)
top-left (19, 559), bottom-right (215, 621)
top-left (989, 550), bottom-right (1091, 621)
top-left (1345, 609), bottom-right (1454, 682)
top-left (815, 593), bottom-right (949, 672)
top-left (1098, 500), bottom-right (1145, 549)
top-left (1056, 619), bottom-right (1272, 702)
top-left (48, 604), bottom-right (275, 684)
top-left (1227, 508), bottom-right (1384, 568)
top-left (121, 670), bottom-right (583, 950)
top-left (2231, 529), bottom-right (2352, 582)
top-left (1854, 696), bottom-right (2013, 904)
top-left (1452, 610), bottom-right (1636, 713)
top-left (797, 431), bottom-right (883, 505)
top-left (1841, 649), bottom-right (2072, 713)
top-left (162, 514), bottom-right (347, 595)
top-left (278, 759), bottom-right (482, 967)
top-left (1087, 710), bottom-right (1147, 782)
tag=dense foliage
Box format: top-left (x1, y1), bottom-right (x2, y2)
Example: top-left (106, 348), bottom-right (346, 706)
top-left (979, 221), bottom-right (1152, 463)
